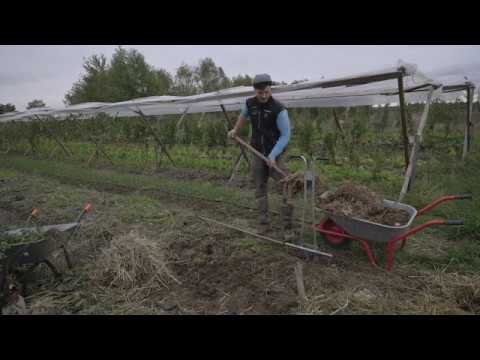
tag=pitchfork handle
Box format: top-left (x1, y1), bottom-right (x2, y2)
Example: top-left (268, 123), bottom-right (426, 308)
top-left (233, 136), bottom-right (288, 178)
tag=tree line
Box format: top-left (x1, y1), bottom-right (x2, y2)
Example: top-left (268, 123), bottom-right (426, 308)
top-left (63, 46), bottom-right (272, 106)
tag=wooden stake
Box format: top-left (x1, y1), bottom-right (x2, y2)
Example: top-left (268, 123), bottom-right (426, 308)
top-left (398, 88), bottom-right (435, 201)
top-left (175, 106), bottom-right (190, 129)
top-left (35, 115), bottom-right (73, 158)
top-left (91, 136), bottom-right (114, 165)
top-left (86, 149), bottom-right (98, 167)
top-left (398, 75), bottom-right (410, 170)
top-left (134, 108), bottom-right (175, 166)
top-left (175, 106), bottom-right (191, 143)
top-left (72, 118), bottom-right (114, 166)
top-left (48, 145), bottom-right (58, 159)
top-left (228, 151), bottom-right (244, 183)
top-left (332, 108), bottom-right (346, 142)
top-left (462, 86), bottom-right (474, 160)
top-left (294, 261), bottom-right (307, 302)
top-left (220, 104), bottom-right (251, 168)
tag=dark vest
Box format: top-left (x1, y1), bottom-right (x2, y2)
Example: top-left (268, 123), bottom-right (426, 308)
top-left (246, 96), bottom-right (286, 156)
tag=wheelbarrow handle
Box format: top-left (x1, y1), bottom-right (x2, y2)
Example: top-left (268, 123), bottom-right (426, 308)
top-left (288, 155), bottom-right (308, 164)
top-left (417, 194), bottom-right (473, 217)
top-left (67, 203), bottom-right (94, 242)
top-left (75, 203), bottom-right (93, 223)
top-left (445, 219), bottom-right (464, 226)
top-left (390, 218), bottom-right (465, 246)
top-left (454, 194), bottom-right (473, 200)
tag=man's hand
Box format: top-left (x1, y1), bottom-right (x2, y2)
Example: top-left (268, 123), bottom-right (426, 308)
top-left (227, 129), bottom-right (237, 139)
top-left (266, 158), bottom-right (276, 168)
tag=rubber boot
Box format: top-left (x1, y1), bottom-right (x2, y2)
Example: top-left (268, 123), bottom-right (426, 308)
top-left (257, 196), bottom-right (270, 234)
top-left (281, 202), bottom-right (295, 242)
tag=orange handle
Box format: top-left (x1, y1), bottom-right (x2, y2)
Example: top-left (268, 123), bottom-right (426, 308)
top-left (84, 203), bottom-right (93, 213)
top-left (31, 208), bottom-right (39, 217)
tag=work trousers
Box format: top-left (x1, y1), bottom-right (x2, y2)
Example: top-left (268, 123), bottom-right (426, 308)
top-left (252, 151), bottom-right (294, 229)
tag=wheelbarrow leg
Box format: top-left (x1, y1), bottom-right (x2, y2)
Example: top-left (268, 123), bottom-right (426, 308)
top-left (42, 259), bottom-right (61, 279)
top-left (20, 262), bottom-right (42, 294)
top-left (360, 240), bottom-right (378, 268)
top-left (61, 244), bottom-right (73, 270)
top-left (386, 240), bottom-right (401, 272)
top-left (0, 266), bottom-right (8, 307)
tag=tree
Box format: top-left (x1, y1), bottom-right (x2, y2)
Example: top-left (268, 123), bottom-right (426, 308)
top-left (64, 47), bottom-right (173, 105)
top-left (26, 99), bottom-right (46, 109)
top-left (194, 58), bottom-right (231, 93)
top-left (0, 103), bottom-right (16, 114)
top-left (109, 47), bottom-right (171, 101)
top-left (64, 54), bottom-right (111, 105)
top-left (172, 63), bottom-right (197, 96)
top-left (231, 74), bottom-right (253, 87)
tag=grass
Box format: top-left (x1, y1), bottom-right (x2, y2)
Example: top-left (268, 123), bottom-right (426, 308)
top-left (0, 154), bottom-right (256, 211)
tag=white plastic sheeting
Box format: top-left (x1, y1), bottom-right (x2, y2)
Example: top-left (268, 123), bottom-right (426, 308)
top-left (427, 62), bottom-right (480, 102)
top-left (0, 60), bottom-right (476, 123)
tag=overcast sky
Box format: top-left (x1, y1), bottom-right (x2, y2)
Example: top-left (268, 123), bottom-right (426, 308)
top-left (1, 45), bottom-right (479, 111)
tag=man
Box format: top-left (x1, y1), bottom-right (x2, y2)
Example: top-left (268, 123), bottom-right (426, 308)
top-left (227, 74), bottom-right (294, 238)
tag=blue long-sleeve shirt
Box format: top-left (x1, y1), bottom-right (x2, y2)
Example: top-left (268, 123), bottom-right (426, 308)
top-left (240, 101), bottom-right (291, 160)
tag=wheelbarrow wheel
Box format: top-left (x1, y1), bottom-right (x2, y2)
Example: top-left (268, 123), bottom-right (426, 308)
top-left (318, 218), bottom-right (352, 248)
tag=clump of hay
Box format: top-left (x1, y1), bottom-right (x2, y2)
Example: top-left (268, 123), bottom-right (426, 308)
top-left (90, 230), bottom-right (180, 292)
top-left (454, 283), bottom-right (480, 314)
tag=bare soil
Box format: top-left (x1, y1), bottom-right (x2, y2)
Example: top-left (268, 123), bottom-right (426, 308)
top-left (165, 231), bottom-right (300, 314)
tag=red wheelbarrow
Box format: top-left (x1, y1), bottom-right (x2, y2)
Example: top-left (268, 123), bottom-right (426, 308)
top-left (314, 194), bottom-right (472, 271)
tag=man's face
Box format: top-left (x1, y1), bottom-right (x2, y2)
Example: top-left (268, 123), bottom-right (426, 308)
top-left (255, 86), bottom-right (272, 103)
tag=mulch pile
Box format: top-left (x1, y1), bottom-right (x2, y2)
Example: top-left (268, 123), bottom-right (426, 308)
top-left (318, 182), bottom-right (411, 226)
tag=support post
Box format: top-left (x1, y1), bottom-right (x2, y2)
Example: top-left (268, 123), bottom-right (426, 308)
top-left (35, 115), bottom-right (73, 158)
top-left (175, 106), bottom-right (190, 129)
top-left (220, 104), bottom-right (250, 168)
top-left (72, 116), bottom-right (114, 166)
top-left (332, 108), bottom-right (346, 142)
top-left (24, 117), bottom-right (39, 158)
top-left (228, 151), bottom-right (243, 183)
top-left (398, 88), bottom-right (435, 201)
top-left (397, 74), bottom-right (410, 170)
top-left (175, 106), bottom-right (191, 144)
top-left (134, 108), bottom-right (175, 166)
top-left (89, 135), bottom-right (114, 165)
top-left (462, 86), bottom-right (474, 160)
